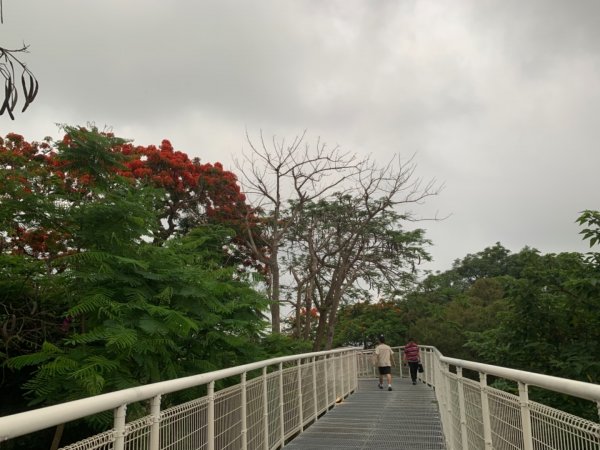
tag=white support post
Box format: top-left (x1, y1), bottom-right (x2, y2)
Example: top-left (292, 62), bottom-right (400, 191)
top-left (426, 349), bottom-right (432, 385)
top-left (241, 372), bottom-right (248, 450)
top-left (456, 367), bottom-right (469, 450)
top-left (312, 356), bottom-right (318, 421)
top-left (113, 404), bottom-right (127, 450)
top-left (262, 367), bottom-right (269, 450)
top-left (324, 356), bottom-right (329, 409)
top-left (479, 372), bottom-right (493, 450)
top-left (297, 359), bottom-right (303, 433)
top-left (398, 348), bottom-right (404, 379)
top-left (149, 395), bottom-right (161, 450)
top-left (340, 353), bottom-right (346, 398)
top-left (518, 381), bottom-right (534, 450)
top-left (331, 356), bottom-right (337, 406)
top-left (208, 381), bottom-right (215, 450)
top-left (278, 362), bottom-right (285, 446)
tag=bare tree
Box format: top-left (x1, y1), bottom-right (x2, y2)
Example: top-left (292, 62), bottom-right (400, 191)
top-left (285, 154), bottom-right (442, 350)
top-left (234, 130), bottom-right (361, 333)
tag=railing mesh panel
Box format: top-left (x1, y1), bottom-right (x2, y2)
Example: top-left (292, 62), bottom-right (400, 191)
top-left (282, 365), bottom-right (301, 440)
top-left (245, 377), bottom-right (266, 450)
top-left (488, 388), bottom-right (525, 450)
top-left (160, 396), bottom-right (208, 450)
top-left (58, 430), bottom-right (114, 450)
top-left (447, 375), bottom-right (462, 450)
top-left (266, 371), bottom-right (281, 448)
top-left (314, 358), bottom-right (329, 415)
top-left (530, 398), bottom-right (600, 450)
top-left (124, 416), bottom-right (153, 450)
top-left (215, 385), bottom-right (243, 450)
top-left (462, 378), bottom-right (485, 449)
top-left (300, 364), bottom-right (316, 426)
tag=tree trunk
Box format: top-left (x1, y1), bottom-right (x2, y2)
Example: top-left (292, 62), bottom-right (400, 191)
top-left (269, 255), bottom-right (281, 334)
top-left (325, 307), bottom-right (338, 350)
top-left (312, 309), bottom-right (328, 351)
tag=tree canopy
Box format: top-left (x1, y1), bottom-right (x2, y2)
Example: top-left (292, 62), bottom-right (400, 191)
top-left (0, 127), bottom-right (270, 446)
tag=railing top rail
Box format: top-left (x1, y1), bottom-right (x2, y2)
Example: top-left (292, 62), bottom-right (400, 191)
top-left (0, 347), bottom-right (358, 442)
top-left (440, 355), bottom-right (600, 402)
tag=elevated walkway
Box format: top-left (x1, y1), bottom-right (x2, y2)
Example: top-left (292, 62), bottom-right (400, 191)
top-left (286, 379), bottom-right (445, 449)
top-left (1, 346), bottom-right (599, 449)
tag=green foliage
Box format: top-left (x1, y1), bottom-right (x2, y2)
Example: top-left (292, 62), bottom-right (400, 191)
top-left (258, 334), bottom-right (313, 358)
top-left (1, 127), bottom-right (270, 438)
top-left (333, 301), bottom-right (407, 348)
top-left (334, 234), bottom-right (600, 420)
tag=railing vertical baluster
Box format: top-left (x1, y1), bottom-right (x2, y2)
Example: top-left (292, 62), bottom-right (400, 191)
top-left (345, 352), bottom-right (350, 393)
top-left (479, 372), bottom-right (493, 450)
top-left (324, 355), bottom-right (329, 409)
top-left (518, 381), bottom-right (534, 450)
top-left (426, 349), bottom-right (432, 385)
top-left (312, 356), bottom-right (318, 421)
top-left (332, 356), bottom-right (337, 406)
top-left (262, 367), bottom-right (269, 450)
top-left (208, 381), bottom-right (215, 450)
top-left (456, 367), bottom-right (469, 450)
top-left (149, 395), bottom-right (161, 450)
top-left (398, 348), bottom-right (404, 379)
top-left (354, 350), bottom-right (359, 391)
top-left (340, 353), bottom-right (346, 398)
top-left (279, 362), bottom-right (285, 446)
top-left (241, 372), bottom-right (247, 450)
top-left (113, 404), bottom-right (126, 450)
top-left (297, 359), bottom-right (303, 433)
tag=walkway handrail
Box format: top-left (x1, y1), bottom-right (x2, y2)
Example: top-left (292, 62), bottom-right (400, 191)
top-left (357, 345), bottom-right (600, 449)
top-left (0, 347), bottom-right (358, 445)
top-left (3, 345), bottom-right (600, 450)
top-left (418, 346), bottom-right (600, 450)
top-left (439, 355), bottom-right (600, 403)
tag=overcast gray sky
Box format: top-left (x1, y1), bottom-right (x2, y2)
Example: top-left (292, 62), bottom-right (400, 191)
top-left (2, 0), bottom-right (598, 273)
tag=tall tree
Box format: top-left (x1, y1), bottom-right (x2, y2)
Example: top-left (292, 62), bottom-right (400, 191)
top-left (234, 131), bottom-right (360, 333)
top-left (116, 139), bottom-right (251, 244)
top-left (285, 153), bottom-right (438, 350)
top-left (1, 127), bottom-right (269, 447)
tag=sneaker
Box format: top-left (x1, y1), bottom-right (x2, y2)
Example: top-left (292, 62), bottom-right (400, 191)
top-left (388, 386), bottom-right (392, 391)
top-left (378, 383), bottom-right (383, 389)
top-left (412, 381), bottom-right (416, 385)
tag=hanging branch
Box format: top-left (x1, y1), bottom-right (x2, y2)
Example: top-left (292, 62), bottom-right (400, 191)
top-left (0, 44), bottom-right (38, 119)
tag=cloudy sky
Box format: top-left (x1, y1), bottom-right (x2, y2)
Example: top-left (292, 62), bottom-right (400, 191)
top-left (1, 0), bottom-right (598, 273)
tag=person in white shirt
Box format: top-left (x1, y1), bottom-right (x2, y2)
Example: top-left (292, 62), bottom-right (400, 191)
top-left (374, 335), bottom-right (394, 391)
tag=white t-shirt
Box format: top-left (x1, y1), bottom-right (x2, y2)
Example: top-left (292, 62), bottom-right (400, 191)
top-left (375, 343), bottom-right (393, 367)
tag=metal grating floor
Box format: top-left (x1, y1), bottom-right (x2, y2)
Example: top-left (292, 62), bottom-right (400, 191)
top-left (284, 379), bottom-right (447, 450)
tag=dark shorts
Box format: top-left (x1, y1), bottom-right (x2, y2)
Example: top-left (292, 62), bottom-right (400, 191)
top-left (378, 366), bottom-right (391, 375)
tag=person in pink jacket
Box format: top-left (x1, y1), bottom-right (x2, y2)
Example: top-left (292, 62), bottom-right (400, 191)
top-left (403, 337), bottom-right (421, 385)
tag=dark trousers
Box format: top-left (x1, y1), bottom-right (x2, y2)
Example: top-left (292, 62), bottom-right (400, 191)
top-left (408, 361), bottom-right (419, 382)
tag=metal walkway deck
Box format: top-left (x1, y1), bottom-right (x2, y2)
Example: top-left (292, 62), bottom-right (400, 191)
top-left (285, 378), bottom-right (446, 450)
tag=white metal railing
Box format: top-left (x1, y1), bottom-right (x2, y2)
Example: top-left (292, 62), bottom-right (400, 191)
top-left (357, 346), bottom-right (600, 449)
top-left (0, 348), bottom-right (358, 450)
top-left (3, 345), bottom-right (600, 450)
top-left (420, 346), bottom-right (600, 450)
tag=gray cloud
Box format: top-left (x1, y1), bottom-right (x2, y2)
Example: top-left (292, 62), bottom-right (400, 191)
top-left (1, 0), bottom-right (598, 272)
